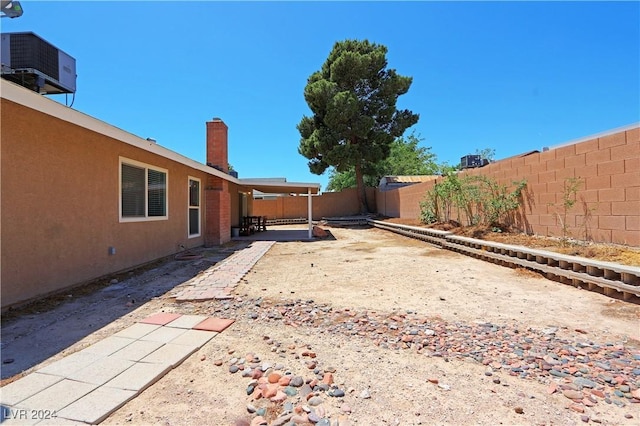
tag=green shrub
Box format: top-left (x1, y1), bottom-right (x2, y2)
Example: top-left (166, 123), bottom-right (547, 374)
top-left (420, 174), bottom-right (526, 227)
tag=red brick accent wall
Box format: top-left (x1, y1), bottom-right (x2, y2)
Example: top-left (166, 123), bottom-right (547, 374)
top-left (204, 176), bottom-right (231, 246)
top-left (375, 126), bottom-right (640, 246)
top-left (203, 119), bottom-right (232, 245)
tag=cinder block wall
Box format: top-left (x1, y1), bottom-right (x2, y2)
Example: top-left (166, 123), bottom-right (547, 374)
top-left (377, 126), bottom-right (639, 246)
top-left (254, 188), bottom-right (376, 220)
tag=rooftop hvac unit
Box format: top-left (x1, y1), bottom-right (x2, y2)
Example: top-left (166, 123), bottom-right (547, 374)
top-left (460, 154), bottom-right (488, 169)
top-left (1, 31), bottom-right (76, 94)
top-left (460, 154), bottom-right (481, 169)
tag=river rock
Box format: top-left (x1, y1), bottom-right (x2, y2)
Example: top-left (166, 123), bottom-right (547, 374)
top-left (271, 413), bottom-right (293, 426)
top-left (284, 386), bottom-right (298, 397)
top-left (563, 390), bottom-right (584, 400)
top-left (290, 376), bottom-right (304, 387)
top-left (329, 388), bottom-right (345, 397)
top-left (574, 378), bottom-right (597, 389)
top-left (308, 396), bottom-right (324, 406)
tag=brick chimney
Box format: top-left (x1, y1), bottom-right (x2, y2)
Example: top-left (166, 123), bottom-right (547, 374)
top-left (206, 118), bottom-right (228, 173)
top-left (204, 118), bottom-right (231, 246)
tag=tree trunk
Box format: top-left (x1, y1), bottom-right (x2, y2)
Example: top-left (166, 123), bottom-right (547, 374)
top-left (354, 162), bottom-right (369, 214)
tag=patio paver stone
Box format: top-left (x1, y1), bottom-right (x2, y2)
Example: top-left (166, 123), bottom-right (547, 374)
top-left (66, 357), bottom-right (136, 386)
top-left (55, 386), bottom-right (137, 425)
top-left (0, 373), bottom-right (63, 406)
top-left (16, 379), bottom-right (97, 412)
top-left (80, 336), bottom-right (135, 356)
top-left (139, 343), bottom-right (199, 367)
top-left (139, 326), bottom-right (187, 344)
top-left (139, 312), bottom-right (182, 326)
top-left (104, 361), bottom-right (173, 392)
top-left (169, 329), bottom-right (217, 347)
top-left (193, 317), bottom-right (235, 332)
top-left (112, 323), bottom-right (161, 339)
top-left (166, 314), bottom-right (208, 329)
top-left (110, 339), bottom-right (165, 362)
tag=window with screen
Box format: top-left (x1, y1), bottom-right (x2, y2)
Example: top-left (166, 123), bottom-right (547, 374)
top-left (120, 158), bottom-right (168, 221)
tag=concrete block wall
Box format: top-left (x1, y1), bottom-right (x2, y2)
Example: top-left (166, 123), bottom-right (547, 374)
top-left (376, 125), bottom-right (640, 246)
top-left (254, 187), bottom-right (376, 220)
top-left (376, 183), bottom-right (426, 220)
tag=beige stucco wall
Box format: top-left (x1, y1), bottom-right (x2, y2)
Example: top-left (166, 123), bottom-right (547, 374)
top-left (1, 99), bottom-right (214, 308)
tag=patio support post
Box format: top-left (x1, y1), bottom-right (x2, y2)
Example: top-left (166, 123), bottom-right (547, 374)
top-left (308, 187), bottom-right (313, 239)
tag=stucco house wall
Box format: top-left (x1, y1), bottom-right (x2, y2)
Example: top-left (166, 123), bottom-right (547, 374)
top-left (2, 80), bottom-right (319, 309)
top-left (0, 81), bottom-right (237, 308)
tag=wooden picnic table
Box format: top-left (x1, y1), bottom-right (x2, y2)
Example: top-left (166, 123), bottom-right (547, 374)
top-left (241, 216), bottom-right (267, 235)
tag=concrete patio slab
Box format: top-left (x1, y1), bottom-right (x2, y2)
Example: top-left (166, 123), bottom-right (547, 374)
top-left (166, 314), bottom-right (208, 329)
top-left (112, 323), bottom-right (161, 339)
top-left (56, 386), bottom-right (136, 425)
top-left (104, 361), bottom-right (173, 392)
top-left (109, 340), bottom-right (164, 362)
top-left (0, 373), bottom-right (63, 406)
top-left (139, 343), bottom-right (198, 367)
top-left (80, 336), bottom-right (135, 356)
top-left (169, 329), bottom-right (217, 347)
top-left (36, 351), bottom-right (102, 378)
top-left (139, 326), bottom-right (187, 344)
top-left (66, 357), bottom-right (135, 386)
top-left (16, 379), bottom-right (97, 412)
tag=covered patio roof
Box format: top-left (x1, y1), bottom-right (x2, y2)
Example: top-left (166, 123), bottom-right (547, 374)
top-left (237, 179), bottom-right (320, 195)
top-left (236, 179), bottom-right (321, 239)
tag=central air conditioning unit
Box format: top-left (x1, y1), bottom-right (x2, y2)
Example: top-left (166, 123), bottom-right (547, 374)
top-left (1, 31), bottom-right (76, 94)
top-left (460, 154), bottom-right (484, 169)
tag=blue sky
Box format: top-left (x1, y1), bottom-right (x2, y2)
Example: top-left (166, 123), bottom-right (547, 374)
top-left (3, 1), bottom-right (639, 191)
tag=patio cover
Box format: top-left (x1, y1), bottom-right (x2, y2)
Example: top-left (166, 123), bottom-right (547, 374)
top-left (237, 179), bottom-right (321, 239)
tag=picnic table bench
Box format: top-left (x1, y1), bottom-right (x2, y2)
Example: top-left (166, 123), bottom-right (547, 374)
top-left (241, 216), bottom-right (267, 235)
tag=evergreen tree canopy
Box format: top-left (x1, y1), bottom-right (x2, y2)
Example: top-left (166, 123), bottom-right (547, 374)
top-left (297, 39), bottom-right (419, 213)
top-left (327, 134), bottom-right (439, 192)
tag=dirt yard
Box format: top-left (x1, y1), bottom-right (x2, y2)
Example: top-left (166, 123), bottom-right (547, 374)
top-left (381, 218), bottom-right (640, 267)
top-left (2, 225), bottom-right (639, 425)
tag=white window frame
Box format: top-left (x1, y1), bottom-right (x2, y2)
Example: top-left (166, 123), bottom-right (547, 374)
top-left (188, 176), bottom-right (201, 238)
top-left (119, 157), bottom-right (169, 222)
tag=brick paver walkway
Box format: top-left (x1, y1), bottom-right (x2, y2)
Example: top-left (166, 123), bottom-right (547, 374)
top-left (173, 241), bottom-right (275, 302)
